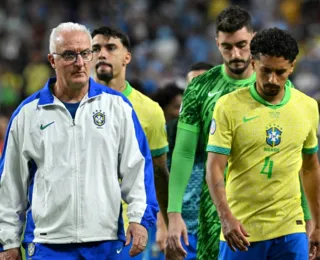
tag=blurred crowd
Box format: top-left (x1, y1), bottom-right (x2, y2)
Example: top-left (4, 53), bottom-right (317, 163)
top-left (0, 0), bottom-right (320, 148)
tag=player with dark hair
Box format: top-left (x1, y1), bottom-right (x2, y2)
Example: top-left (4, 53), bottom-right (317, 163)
top-left (91, 26), bottom-right (169, 260)
top-left (166, 7), bottom-right (312, 260)
top-left (206, 27), bottom-right (320, 260)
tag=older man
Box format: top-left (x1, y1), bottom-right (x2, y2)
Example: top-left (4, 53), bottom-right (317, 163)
top-left (0, 22), bottom-right (158, 260)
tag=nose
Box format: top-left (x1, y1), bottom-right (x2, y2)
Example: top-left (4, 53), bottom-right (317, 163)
top-left (98, 47), bottom-right (108, 59)
top-left (268, 72), bottom-right (278, 85)
top-left (74, 54), bottom-right (85, 66)
top-left (231, 47), bottom-right (241, 59)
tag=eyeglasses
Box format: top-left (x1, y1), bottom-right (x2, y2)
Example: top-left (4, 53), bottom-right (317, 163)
top-left (52, 50), bottom-right (93, 63)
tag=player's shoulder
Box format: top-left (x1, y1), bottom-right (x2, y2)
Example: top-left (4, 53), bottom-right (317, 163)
top-left (218, 86), bottom-right (250, 104)
top-left (131, 87), bottom-right (164, 117)
top-left (188, 64), bottom-right (223, 89)
top-left (290, 87), bottom-right (318, 108)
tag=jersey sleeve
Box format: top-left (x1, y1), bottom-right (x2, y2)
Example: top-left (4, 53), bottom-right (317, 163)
top-left (0, 113), bottom-right (29, 251)
top-left (206, 97), bottom-right (232, 155)
top-left (119, 104), bottom-right (158, 229)
top-left (178, 80), bottom-right (201, 133)
top-left (302, 99), bottom-right (319, 154)
top-left (145, 104), bottom-right (169, 157)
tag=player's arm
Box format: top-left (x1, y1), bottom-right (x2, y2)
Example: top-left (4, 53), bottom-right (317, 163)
top-left (206, 98), bottom-right (249, 252)
top-left (166, 81), bottom-right (200, 258)
top-left (166, 127), bottom-right (198, 258)
top-left (300, 153), bottom-right (320, 254)
top-left (299, 177), bottom-right (313, 235)
top-left (300, 100), bottom-right (320, 258)
top-left (146, 105), bottom-right (170, 223)
top-left (206, 152), bottom-right (250, 252)
top-left (152, 153), bottom-right (169, 225)
top-left (0, 114), bottom-right (28, 256)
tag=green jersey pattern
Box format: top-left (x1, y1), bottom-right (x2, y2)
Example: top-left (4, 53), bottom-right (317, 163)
top-left (178, 64), bottom-right (256, 260)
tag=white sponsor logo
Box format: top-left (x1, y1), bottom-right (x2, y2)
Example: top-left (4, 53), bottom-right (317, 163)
top-left (116, 247), bottom-right (123, 254)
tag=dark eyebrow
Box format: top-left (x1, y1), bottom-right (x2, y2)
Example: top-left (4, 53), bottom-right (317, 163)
top-left (221, 40), bottom-right (247, 47)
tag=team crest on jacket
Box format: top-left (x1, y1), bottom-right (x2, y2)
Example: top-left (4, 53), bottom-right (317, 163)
top-left (93, 110), bottom-right (106, 127)
top-left (28, 243), bottom-right (35, 256)
top-left (266, 125), bottom-right (282, 147)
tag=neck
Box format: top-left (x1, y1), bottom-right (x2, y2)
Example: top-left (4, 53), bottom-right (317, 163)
top-left (225, 64), bottom-right (254, 80)
top-left (96, 75), bottom-right (126, 93)
top-left (53, 82), bottom-right (88, 103)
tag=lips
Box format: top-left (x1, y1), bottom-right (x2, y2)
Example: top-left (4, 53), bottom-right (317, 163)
top-left (96, 62), bottom-right (112, 70)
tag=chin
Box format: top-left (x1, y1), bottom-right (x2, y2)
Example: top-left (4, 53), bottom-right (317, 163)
top-left (71, 78), bottom-right (89, 88)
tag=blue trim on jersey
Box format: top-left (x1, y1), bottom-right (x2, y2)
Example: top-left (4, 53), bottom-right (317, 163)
top-left (206, 145), bottom-right (231, 155)
top-left (23, 160), bottom-right (37, 243)
top-left (0, 90), bottom-right (43, 179)
top-left (37, 77), bottom-right (122, 106)
top-left (130, 109), bottom-right (159, 229)
top-left (302, 145), bottom-right (318, 154)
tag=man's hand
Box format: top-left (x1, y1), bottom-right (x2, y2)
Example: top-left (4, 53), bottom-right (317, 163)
top-left (125, 222), bottom-right (148, 257)
top-left (0, 248), bottom-right (21, 260)
top-left (221, 213), bottom-right (250, 252)
top-left (309, 227), bottom-right (320, 260)
top-left (156, 213), bottom-right (168, 252)
top-left (166, 212), bottom-right (188, 259)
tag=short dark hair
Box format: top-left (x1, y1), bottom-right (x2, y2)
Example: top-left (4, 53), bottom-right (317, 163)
top-left (216, 6), bottom-right (253, 34)
top-left (250, 27), bottom-right (299, 63)
top-left (151, 83), bottom-right (184, 109)
top-left (189, 62), bottom-right (214, 72)
top-left (91, 26), bottom-right (130, 49)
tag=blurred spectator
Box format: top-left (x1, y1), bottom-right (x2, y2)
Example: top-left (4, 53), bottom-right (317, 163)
top-left (23, 50), bottom-right (52, 96)
top-left (151, 83), bottom-right (184, 122)
top-left (0, 0), bottom-right (320, 116)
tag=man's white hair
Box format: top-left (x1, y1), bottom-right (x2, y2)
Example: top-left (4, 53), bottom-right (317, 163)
top-left (49, 22), bottom-right (92, 53)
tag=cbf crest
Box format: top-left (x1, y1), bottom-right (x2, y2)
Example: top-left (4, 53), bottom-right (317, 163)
top-left (266, 125), bottom-right (282, 147)
top-left (93, 110), bottom-right (106, 127)
top-left (27, 243), bottom-right (35, 256)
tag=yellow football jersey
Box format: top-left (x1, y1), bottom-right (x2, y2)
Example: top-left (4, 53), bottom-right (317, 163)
top-left (207, 83), bottom-right (318, 242)
top-left (122, 81), bottom-right (168, 229)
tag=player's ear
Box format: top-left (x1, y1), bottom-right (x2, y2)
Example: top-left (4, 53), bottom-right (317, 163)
top-left (215, 37), bottom-right (219, 48)
top-left (48, 54), bottom-right (56, 69)
top-left (124, 51), bottom-right (131, 66)
top-left (289, 59), bottom-right (296, 74)
top-left (251, 56), bottom-right (256, 70)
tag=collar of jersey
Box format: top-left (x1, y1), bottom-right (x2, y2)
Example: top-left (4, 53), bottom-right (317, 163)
top-left (221, 64), bottom-right (256, 85)
top-left (38, 77), bottom-right (105, 106)
top-left (122, 81), bottom-right (133, 97)
top-left (249, 82), bottom-right (291, 109)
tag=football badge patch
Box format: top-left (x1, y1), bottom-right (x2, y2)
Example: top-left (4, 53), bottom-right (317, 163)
top-left (266, 125), bottom-right (282, 147)
top-left (27, 243), bottom-right (35, 256)
top-left (93, 110), bottom-right (106, 127)
top-left (210, 119), bottom-right (216, 135)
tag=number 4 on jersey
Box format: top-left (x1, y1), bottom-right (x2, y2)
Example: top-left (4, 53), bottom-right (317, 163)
top-left (260, 157), bottom-right (273, 179)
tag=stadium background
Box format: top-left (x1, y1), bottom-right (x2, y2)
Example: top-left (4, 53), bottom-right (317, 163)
top-left (0, 0), bottom-right (320, 258)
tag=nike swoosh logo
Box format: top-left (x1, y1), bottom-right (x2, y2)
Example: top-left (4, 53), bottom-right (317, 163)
top-left (208, 90), bottom-right (222, 97)
top-left (116, 247), bottom-right (122, 254)
top-left (243, 116), bottom-right (259, 123)
top-left (40, 122), bottom-right (55, 130)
